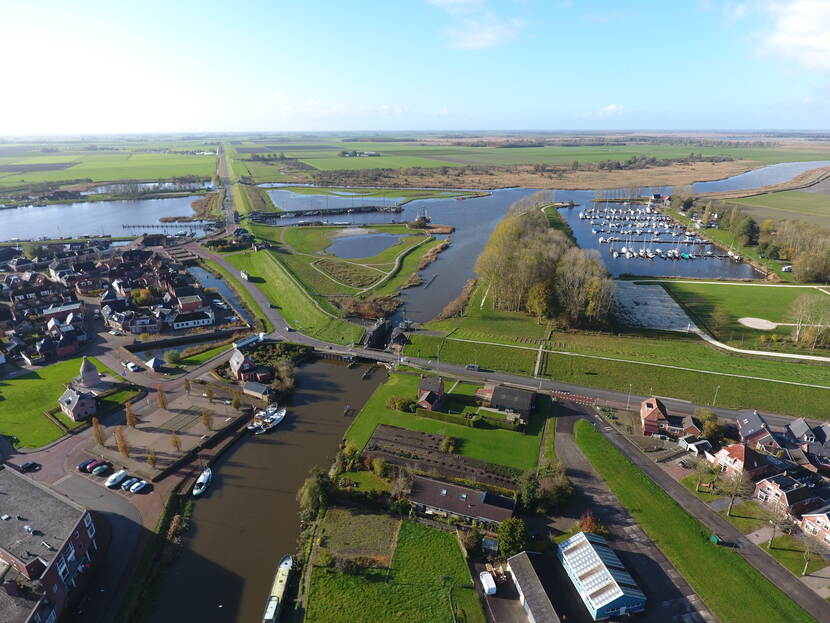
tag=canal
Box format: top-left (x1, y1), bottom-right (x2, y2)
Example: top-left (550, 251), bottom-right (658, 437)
top-left (150, 358), bottom-right (386, 623)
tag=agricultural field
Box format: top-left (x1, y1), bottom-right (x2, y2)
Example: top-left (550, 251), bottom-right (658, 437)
top-left (306, 519), bottom-right (484, 623)
top-left (0, 356), bottom-right (121, 447)
top-left (344, 373), bottom-right (547, 471)
top-left (660, 281), bottom-right (828, 349)
top-left (733, 190), bottom-right (830, 228)
top-left (0, 144), bottom-right (216, 187)
top-left (574, 420), bottom-right (817, 623)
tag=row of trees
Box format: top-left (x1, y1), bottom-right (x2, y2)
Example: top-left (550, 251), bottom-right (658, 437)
top-left (475, 192), bottom-right (615, 328)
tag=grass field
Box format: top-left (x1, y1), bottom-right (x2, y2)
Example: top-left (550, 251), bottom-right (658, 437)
top-left (719, 501), bottom-right (776, 535)
top-left (734, 190), bottom-right (830, 228)
top-left (318, 508), bottom-right (399, 564)
top-left (766, 535), bottom-right (828, 577)
top-left (199, 258), bottom-right (273, 333)
top-left (0, 356), bottom-right (120, 447)
top-left (344, 373), bottom-right (546, 471)
top-left (306, 520), bottom-right (484, 623)
top-left (660, 281), bottom-right (828, 348)
top-left (224, 250), bottom-right (363, 344)
top-left (574, 419), bottom-right (816, 623)
top-left (180, 343), bottom-right (231, 367)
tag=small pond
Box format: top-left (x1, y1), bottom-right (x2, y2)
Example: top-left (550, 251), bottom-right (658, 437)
top-left (326, 232), bottom-right (404, 258)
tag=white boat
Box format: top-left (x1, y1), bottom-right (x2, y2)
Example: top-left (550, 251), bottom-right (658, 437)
top-left (255, 409), bottom-right (287, 434)
top-left (193, 467), bottom-right (212, 497)
top-left (262, 555), bottom-right (293, 623)
top-left (247, 410), bottom-right (267, 431)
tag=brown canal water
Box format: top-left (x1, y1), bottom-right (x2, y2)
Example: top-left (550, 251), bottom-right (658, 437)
top-left (150, 358), bottom-right (386, 622)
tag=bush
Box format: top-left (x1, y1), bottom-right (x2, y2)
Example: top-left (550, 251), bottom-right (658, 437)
top-left (317, 549), bottom-right (334, 568)
top-left (164, 350), bottom-right (182, 365)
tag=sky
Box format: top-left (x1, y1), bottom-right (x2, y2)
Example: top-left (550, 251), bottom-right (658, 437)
top-left (1, 0), bottom-right (829, 134)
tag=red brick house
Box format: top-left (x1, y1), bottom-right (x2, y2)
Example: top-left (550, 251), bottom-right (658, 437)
top-left (640, 398), bottom-right (668, 436)
top-left (229, 348), bottom-right (272, 383)
top-left (801, 506), bottom-right (830, 549)
top-left (417, 376), bottom-right (446, 411)
top-left (754, 474), bottom-right (820, 517)
top-left (710, 443), bottom-right (774, 480)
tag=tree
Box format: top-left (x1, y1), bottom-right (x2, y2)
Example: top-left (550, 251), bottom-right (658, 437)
top-left (164, 350), bottom-right (182, 365)
top-left (92, 417), bottom-right (106, 446)
top-left (391, 468), bottom-right (414, 499)
top-left (183, 378), bottom-right (191, 395)
top-left (462, 525), bottom-right (483, 553)
top-left (498, 517), bottom-right (528, 558)
top-left (767, 515), bottom-right (794, 549)
top-left (702, 419), bottom-right (726, 444)
top-left (231, 391), bottom-right (241, 410)
top-left (125, 402), bottom-right (137, 428)
top-left (170, 432), bottom-right (182, 454)
top-left (802, 536), bottom-right (819, 576)
top-left (114, 425), bottom-right (130, 458)
top-left (296, 468), bottom-right (332, 521)
top-left (146, 448), bottom-right (157, 469)
top-left (694, 407), bottom-right (716, 423)
top-left (693, 456), bottom-right (715, 492)
top-left (206, 386), bottom-right (214, 404)
top-left (518, 470), bottom-right (541, 512)
top-left (21, 242), bottom-right (48, 259)
top-left (156, 387), bottom-right (167, 410)
top-left (201, 409), bottom-right (213, 432)
top-left (526, 280), bottom-right (554, 323)
top-left (371, 458), bottom-right (386, 477)
top-left (720, 472), bottom-right (754, 517)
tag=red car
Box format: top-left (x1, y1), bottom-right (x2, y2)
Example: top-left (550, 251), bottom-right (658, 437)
top-left (84, 459), bottom-right (107, 473)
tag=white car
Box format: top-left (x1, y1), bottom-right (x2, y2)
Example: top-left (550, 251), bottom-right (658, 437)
top-left (479, 571), bottom-right (497, 596)
top-left (105, 469), bottom-right (128, 488)
top-left (130, 480), bottom-right (149, 494)
top-left (126, 362), bottom-right (141, 372)
top-left (108, 330), bottom-right (121, 336)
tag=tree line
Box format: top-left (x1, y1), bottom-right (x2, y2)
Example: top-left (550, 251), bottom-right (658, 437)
top-left (475, 191), bottom-right (614, 328)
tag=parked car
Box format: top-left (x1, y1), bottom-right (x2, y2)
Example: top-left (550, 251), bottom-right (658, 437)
top-left (92, 463), bottom-right (112, 476)
top-left (105, 470), bottom-right (128, 488)
top-left (121, 477), bottom-right (140, 491)
top-left (20, 461), bottom-right (40, 473)
top-left (126, 362), bottom-right (140, 372)
top-left (77, 458), bottom-right (97, 472)
top-left (108, 330), bottom-right (122, 336)
top-left (85, 459), bottom-right (107, 473)
top-left (130, 480), bottom-right (149, 494)
top-left (465, 363), bottom-right (480, 371)
top-left (479, 571), bottom-right (497, 596)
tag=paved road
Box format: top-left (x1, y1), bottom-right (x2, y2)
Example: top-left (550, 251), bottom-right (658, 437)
top-left (582, 406), bottom-right (830, 622)
top-left (553, 402), bottom-right (715, 623)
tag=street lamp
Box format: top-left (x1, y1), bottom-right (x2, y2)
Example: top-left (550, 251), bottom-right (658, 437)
top-left (626, 383), bottom-right (632, 411)
top-left (712, 385), bottom-right (721, 406)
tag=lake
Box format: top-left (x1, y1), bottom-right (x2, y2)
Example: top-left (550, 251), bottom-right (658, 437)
top-left (692, 160), bottom-right (830, 193)
top-left (0, 195), bottom-right (211, 241)
top-left (326, 232), bottom-right (405, 258)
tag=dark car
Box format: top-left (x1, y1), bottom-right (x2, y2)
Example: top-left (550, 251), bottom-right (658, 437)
top-left (84, 459), bottom-right (106, 473)
top-left (20, 461), bottom-right (40, 473)
top-left (77, 458), bottom-right (96, 472)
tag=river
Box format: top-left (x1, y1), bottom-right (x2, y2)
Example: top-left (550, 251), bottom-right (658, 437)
top-left (150, 358), bottom-right (386, 623)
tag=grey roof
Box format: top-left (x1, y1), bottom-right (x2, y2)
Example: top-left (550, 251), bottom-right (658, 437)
top-left (145, 357), bottom-right (163, 370)
top-left (408, 476), bottom-right (515, 523)
top-left (419, 375), bottom-right (444, 394)
top-left (788, 418), bottom-right (815, 441)
top-left (229, 348), bottom-right (248, 372)
top-left (737, 412), bottom-right (769, 440)
top-left (242, 381), bottom-right (271, 395)
top-left (491, 385), bottom-right (535, 414)
top-left (59, 387), bottom-right (94, 413)
top-left (815, 424), bottom-right (830, 445)
top-left (507, 552), bottom-right (559, 623)
top-left (0, 589), bottom-right (35, 623)
top-left (0, 467), bottom-right (86, 566)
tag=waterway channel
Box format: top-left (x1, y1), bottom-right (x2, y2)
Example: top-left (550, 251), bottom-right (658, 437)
top-left (151, 358), bottom-right (387, 622)
top-left (188, 266), bottom-right (255, 325)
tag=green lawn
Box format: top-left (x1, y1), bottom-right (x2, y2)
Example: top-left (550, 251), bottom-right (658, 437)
top-left (225, 250), bottom-right (363, 344)
top-left (318, 507), bottom-right (399, 562)
top-left (306, 520), bottom-right (484, 623)
top-left (344, 373), bottom-right (546, 471)
top-left (0, 357), bottom-right (119, 447)
top-left (180, 344), bottom-right (231, 367)
top-left (198, 258), bottom-right (274, 333)
top-left (341, 470), bottom-right (392, 493)
top-left (680, 473), bottom-right (724, 503)
top-left (574, 420), bottom-right (816, 623)
top-left (767, 535), bottom-right (828, 577)
top-left (735, 190), bottom-right (830, 228)
top-left (720, 501), bottom-right (776, 535)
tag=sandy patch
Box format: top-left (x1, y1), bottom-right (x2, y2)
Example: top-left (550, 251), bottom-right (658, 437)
top-left (738, 317), bottom-right (777, 330)
top-left (331, 227), bottom-right (372, 238)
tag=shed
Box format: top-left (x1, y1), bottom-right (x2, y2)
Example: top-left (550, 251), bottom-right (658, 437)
top-left (242, 381), bottom-right (272, 401)
top-left (507, 551), bottom-right (559, 623)
top-left (557, 532), bottom-right (646, 621)
top-left (145, 357), bottom-right (164, 371)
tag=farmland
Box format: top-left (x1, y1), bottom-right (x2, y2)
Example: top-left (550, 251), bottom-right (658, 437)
top-left (733, 189), bottom-right (830, 228)
top-left (0, 356), bottom-right (124, 447)
top-left (305, 519), bottom-right (484, 623)
top-left (344, 373), bottom-right (547, 471)
top-left (574, 420), bottom-right (816, 623)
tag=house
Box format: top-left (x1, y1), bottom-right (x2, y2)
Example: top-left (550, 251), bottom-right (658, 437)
top-left (169, 309), bottom-right (214, 331)
top-left (678, 434), bottom-right (712, 455)
top-left (737, 411), bottom-right (782, 452)
top-left (407, 476), bottom-right (515, 526)
top-left (506, 552), bottom-right (559, 623)
top-left (557, 532), bottom-right (647, 621)
top-left (755, 473), bottom-right (820, 517)
top-left (787, 418), bottom-right (816, 444)
top-left (489, 385), bottom-right (535, 418)
top-left (176, 294), bottom-right (203, 313)
top-left (242, 381), bottom-right (272, 401)
top-left (0, 467), bottom-right (100, 623)
top-left (229, 348), bottom-right (257, 381)
top-left (417, 376), bottom-right (446, 411)
top-left (801, 506), bottom-right (830, 548)
top-left (58, 387), bottom-right (97, 421)
top-left (710, 443), bottom-right (775, 480)
top-left (640, 397), bottom-right (668, 436)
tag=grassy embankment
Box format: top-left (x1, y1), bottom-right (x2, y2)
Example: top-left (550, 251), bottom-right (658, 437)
top-left (0, 356), bottom-right (128, 447)
top-left (224, 250), bottom-right (364, 344)
top-left (733, 190), bottom-right (830, 228)
top-left (574, 419), bottom-right (817, 623)
top-left (404, 282), bottom-right (830, 418)
top-left (306, 517), bottom-right (484, 623)
top-left (344, 373), bottom-right (546, 471)
top-left (660, 281), bottom-right (829, 351)
top-left (267, 185), bottom-right (481, 204)
top-left (199, 258), bottom-right (273, 333)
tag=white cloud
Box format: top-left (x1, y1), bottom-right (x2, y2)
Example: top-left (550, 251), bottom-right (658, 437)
top-left (761, 0), bottom-right (830, 71)
top-left (428, 0), bottom-right (525, 49)
top-left (598, 104), bottom-right (625, 116)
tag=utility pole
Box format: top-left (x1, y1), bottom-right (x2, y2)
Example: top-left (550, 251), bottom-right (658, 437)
top-left (626, 383), bottom-right (632, 411)
top-left (712, 385), bottom-right (721, 406)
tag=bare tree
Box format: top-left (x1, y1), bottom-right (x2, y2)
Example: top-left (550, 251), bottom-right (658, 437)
top-left (720, 472), bottom-right (754, 517)
top-left (114, 425), bottom-right (130, 458)
top-left (803, 534), bottom-right (820, 576)
top-left (693, 456), bottom-right (715, 493)
top-left (768, 515), bottom-right (794, 549)
top-left (125, 402), bottom-right (137, 428)
top-left (183, 378), bottom-right (191, 395)
top-left (92, 417), bottom-right (106, 446)
top-left (156, 387), bottom-right (167, 410)
top-left (201, 409), bottom-right (213, 432)
top-left (206, 386), bottom-right (214, 404)
top-left (146, 448), bottom-right (157, 469)
top-left (170, 432), bottom-right (182, 454)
